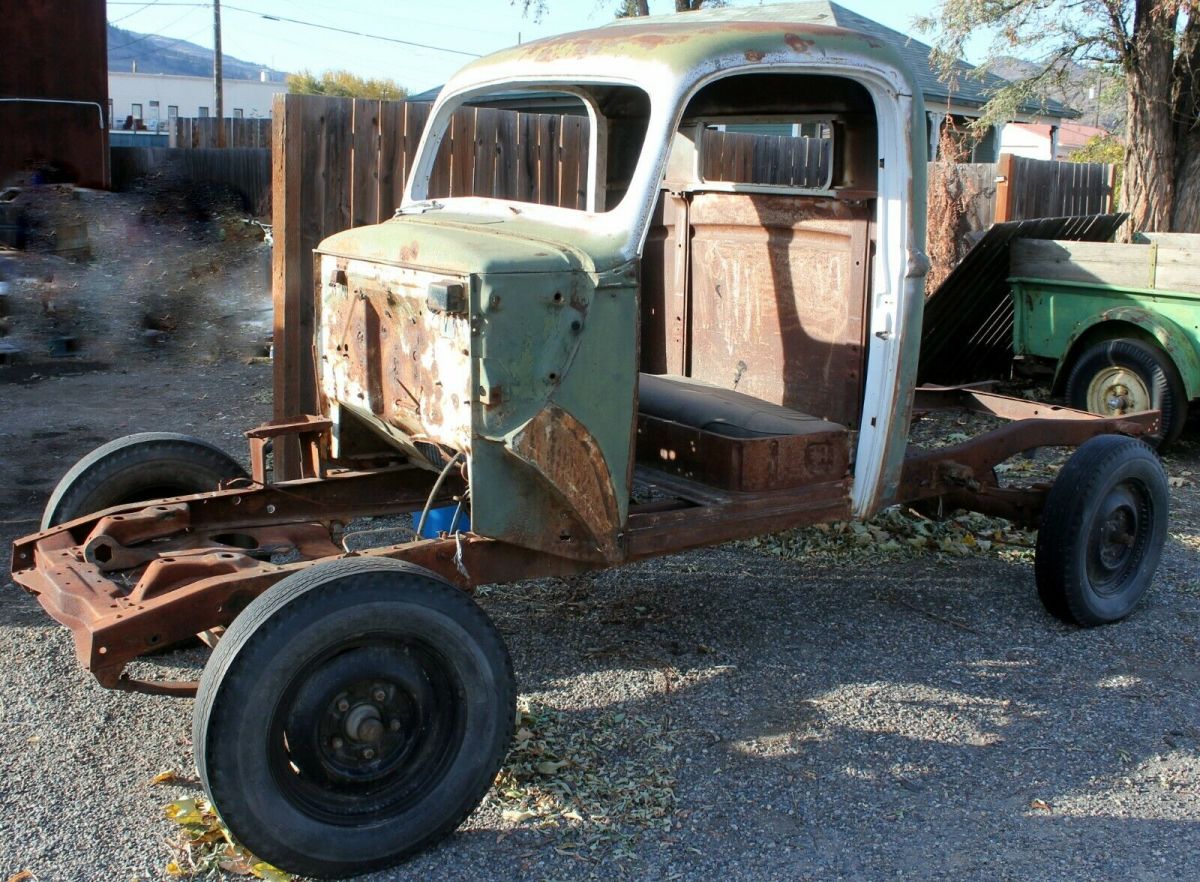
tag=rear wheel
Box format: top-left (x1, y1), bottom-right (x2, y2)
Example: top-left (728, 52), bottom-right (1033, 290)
top-left (193, 557), bottom-right (515, 879)
top-left (1065, 338), bottom-right (1187, 447)
top-left (1035, 434), bottom-right (1168, 626)
top-left (41, 432), bottom-right (247, 529)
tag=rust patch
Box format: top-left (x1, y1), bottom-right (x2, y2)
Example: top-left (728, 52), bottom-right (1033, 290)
top-left (399, 241), bottom-right (420, 263)
top-left (744, 49), bottom-right (765, 62)
top-left (784, 33), bottom-right (815, 52)
top-left (510, 404), bottom-right (621, 561)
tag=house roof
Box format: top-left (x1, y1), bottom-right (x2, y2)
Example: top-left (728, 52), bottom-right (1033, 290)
top-left (412, 2), bottom-right (1075, 121)
top-left (798, 2), bottom-right (1075, 119)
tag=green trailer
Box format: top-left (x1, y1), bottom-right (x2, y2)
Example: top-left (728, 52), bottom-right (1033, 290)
top-left (1011, 233), bottom-right (1200, 444)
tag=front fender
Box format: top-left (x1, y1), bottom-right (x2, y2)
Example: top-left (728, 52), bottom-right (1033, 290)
top-left (1057, 307), bottom-right (1200, 399)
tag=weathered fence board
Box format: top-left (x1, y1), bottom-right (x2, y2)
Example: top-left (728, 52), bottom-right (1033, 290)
top-left (995, 154), bottom-right (1114, 222)
top-left (172, 117), bottom-right (272, 149)
top-left (110, 145), bottom-right (270, 211)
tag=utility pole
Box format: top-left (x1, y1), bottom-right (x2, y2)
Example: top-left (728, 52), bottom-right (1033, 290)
top-left (214, 0), bottom-right (225, 147)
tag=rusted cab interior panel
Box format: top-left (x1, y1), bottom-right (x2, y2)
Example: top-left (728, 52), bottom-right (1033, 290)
top-left (635, 73), bottom-right (877, 493)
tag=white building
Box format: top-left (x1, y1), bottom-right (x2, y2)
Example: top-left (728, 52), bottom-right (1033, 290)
top-left (108, 70), bottom-right (283, 130)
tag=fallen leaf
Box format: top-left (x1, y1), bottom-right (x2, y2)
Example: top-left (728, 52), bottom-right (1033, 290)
top-left (7, 871), bottom-right (33, 882)
top-left (152, 770), bottom-right (185, 786)
top-left (164, 799), bottom-right (204, 826)
top-left (1029, 798), bottom-right (1052, 812)
top-left (251, 862), bottom-right (293, 881)
top-left (536, 760), bottom-right (569, 775)
top-left (502, 808), bottom-right (538, 823)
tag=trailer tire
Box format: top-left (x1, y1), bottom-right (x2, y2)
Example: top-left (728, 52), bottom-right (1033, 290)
top-left (1065, 338), bottom-right (1187, 447)
top-left (1035, 434), bottom-right (1167, 626)
top-left (41, 432), bottom-right (247, 529)
top-left (193, 557), bottom-right (515, 879)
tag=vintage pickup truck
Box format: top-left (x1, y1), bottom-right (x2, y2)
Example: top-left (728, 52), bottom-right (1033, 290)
top-left (1010, 233), bottom-right (1200, 445)
top-left (10, 7), bottom-right (1169, 878)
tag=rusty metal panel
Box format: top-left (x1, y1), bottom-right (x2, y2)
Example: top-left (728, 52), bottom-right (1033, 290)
top-left (918, 213), bottom-right (1128, 385)
top-left (640, 192), bottom-right (689, 375)
top-left (318, 255), bottom-right (474, 453)
top-left (686, 192), bottom-right (871, 427)
top-left (636, 414), bottom-right (849, 491)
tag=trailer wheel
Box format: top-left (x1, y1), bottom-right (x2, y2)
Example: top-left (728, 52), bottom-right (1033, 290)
top-left (1065, 338), bottom-right (1187, 447)
top-left (41, 432), bottom-right (247, 529)
top-left (1035, 435), bottom-right (1168, 626)
top-left (193, 557), bottom-right (515, 878)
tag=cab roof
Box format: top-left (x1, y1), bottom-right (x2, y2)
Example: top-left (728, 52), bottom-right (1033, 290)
top-left (446, 2), bottom-right (916, 96)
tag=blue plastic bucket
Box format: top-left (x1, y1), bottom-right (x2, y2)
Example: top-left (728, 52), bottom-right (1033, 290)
top-left (414, 505), bottom-right (469, 538)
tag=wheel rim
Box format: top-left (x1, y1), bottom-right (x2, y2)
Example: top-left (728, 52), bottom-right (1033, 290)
top-left (268, 637), bottom-right (464, 825)
top-left (1086, 367), bottom-right (1151, 416)
top-left (1085, 480), bottom-right (1152, 596)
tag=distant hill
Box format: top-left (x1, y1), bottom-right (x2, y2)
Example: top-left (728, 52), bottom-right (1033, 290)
top-left (990, 56), bottom-right (1125, 133)
top-left (107, 24), bottom-right (287, 82)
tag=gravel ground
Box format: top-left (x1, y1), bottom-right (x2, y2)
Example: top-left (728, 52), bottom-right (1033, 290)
top-left (2, 357), bottom-right (1199, 882)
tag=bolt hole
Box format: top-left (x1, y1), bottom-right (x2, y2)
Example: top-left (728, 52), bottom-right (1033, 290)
top-left (93, 544), bottom-right (113, 563)
top-left (98, 646), bottom-right (107, 655)
top-left (148, 634), bottom-right (160, 645)
top-left (548, 373), bottom-right (558, 382)
top-left (552, 291), bottom-right (563, 302)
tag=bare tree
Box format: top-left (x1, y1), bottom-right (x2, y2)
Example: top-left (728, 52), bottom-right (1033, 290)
top-left (921, 0), bottom-right (1199, 234)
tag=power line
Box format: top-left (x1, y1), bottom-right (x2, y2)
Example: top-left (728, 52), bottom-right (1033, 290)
top-left (222, 4), bottom-right (483, 57)
top-left (109, 0), bottom-right (166, 24)
top-left (110, 7), bottom-right (201, 50)
top-left (108, 2), bottom-right (484, 57)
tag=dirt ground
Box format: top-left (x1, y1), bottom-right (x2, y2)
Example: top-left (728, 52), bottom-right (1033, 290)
top-left (1, 186), bottom-right (1199, 882)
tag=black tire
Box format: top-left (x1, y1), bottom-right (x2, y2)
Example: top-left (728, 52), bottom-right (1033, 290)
top-left (1065, 338), bottom-right (1187, 447)
top-left (1035, 434), bottom-right (1168, 626)
top-left (41, 432), bottom-right (247, 529)
top-left (193, 557), bottom-right (515, 879)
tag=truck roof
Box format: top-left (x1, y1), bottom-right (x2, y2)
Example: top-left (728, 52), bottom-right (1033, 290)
top-left (446, 2), bottom-right (916, 97)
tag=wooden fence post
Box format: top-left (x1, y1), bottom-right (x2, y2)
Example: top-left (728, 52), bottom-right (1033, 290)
top-left (994, 152), bottom-right (1016, 223)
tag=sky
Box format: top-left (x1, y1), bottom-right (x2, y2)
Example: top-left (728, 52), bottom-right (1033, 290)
top-left (106, 0), bottom-right (971, 95)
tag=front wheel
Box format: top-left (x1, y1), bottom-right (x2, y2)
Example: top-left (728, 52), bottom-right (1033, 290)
top-left (41, 432), bottom-right (247, 529)
top-left (1035, 434), bottom-right (1168, 626)
top-left (193, 558), bottom-right (515, 879)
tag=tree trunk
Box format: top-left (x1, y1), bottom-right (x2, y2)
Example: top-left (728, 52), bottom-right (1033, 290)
top-left (1171, 11), bottom-right (1200, 231)
top-left (1120, 0), bottom-right (1179, 236)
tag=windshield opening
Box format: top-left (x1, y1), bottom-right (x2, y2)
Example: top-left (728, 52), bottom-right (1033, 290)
top-left (423, 84), bottom-right (651, 213)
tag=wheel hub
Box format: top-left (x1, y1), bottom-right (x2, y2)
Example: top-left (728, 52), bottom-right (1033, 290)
top-left (1087, 367), bottom-right (1150, 417)
top-left (1087, 483), bottom-right (1148, 596)
top-left (270, 640), bottom-right (463, 825)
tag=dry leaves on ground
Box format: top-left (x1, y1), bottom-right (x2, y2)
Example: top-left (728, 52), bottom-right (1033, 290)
top-left (488, 698), bottom-right (678, 861)
top-left (163, 798), bottom-right (290, 881)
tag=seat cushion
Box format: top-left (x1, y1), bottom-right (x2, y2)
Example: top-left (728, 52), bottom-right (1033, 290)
top-left (637, 373), bottom-right (844, 439)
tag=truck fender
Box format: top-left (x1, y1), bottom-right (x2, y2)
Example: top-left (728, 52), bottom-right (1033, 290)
top-left (1057, 307), bottom-right (1200, 400)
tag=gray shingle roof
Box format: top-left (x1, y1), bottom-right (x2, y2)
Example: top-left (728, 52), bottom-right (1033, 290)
top-left (791, 1), bottom-right (1076, 119)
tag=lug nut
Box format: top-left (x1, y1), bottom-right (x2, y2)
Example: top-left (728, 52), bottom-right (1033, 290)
top-left (337, 699), bottom-right (350, 712)
top-left (390, 719), bottom-right (401, 732)
top-left (332, 737), bottom-right (344, 749)
top-left (362, 748), bottom-right (375, 760)
top-left (372, 688), bottom-right (387, 702)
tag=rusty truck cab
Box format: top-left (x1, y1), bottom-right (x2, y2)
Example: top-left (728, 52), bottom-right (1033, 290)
top-left (318, 14), bottom-right (927, 566)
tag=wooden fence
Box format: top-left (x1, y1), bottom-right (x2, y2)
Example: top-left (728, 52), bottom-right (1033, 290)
top-left (171, 117), bottom-right (273, 149)
top-left (110, 146), bottom-right (271, 212)
top-left (996, 153), bottom-right (1115, 221)
top-left (700, 129), bottom-right (832, 188)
